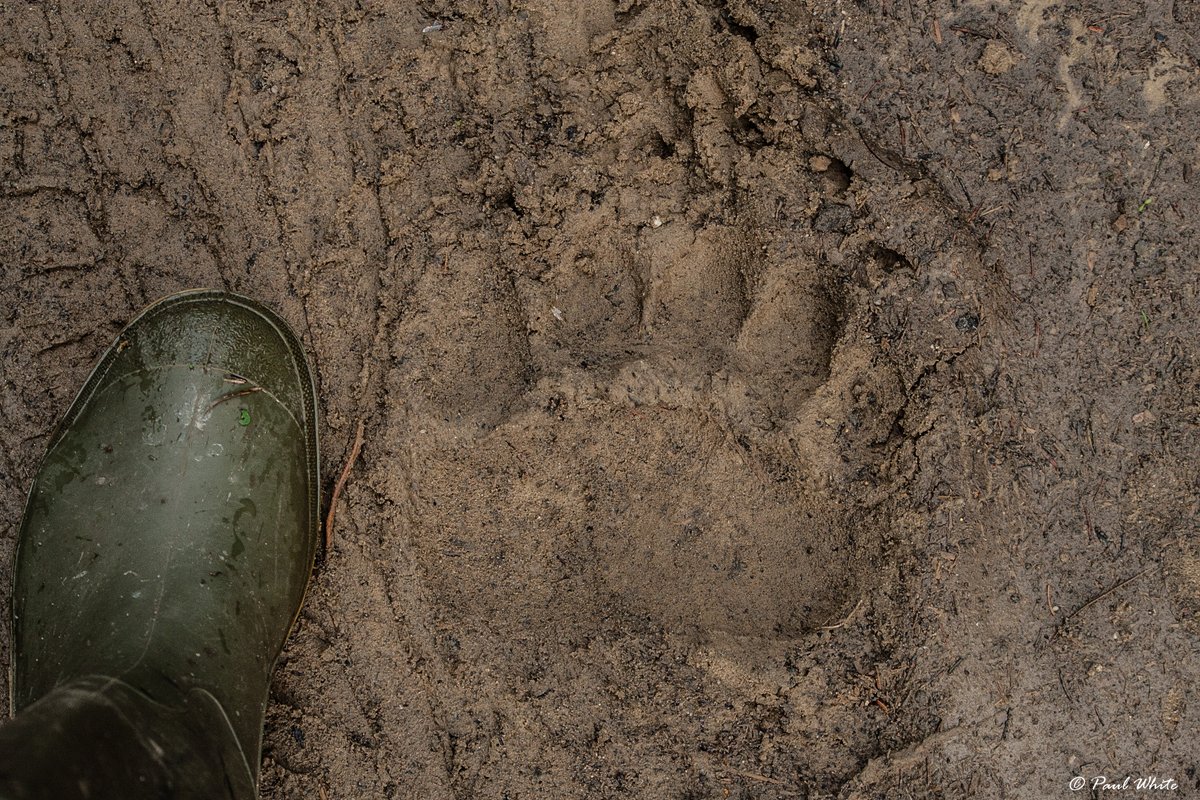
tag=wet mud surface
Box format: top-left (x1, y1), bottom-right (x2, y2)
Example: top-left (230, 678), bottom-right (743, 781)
top-left (2, 0), bottom-right (1198, 797)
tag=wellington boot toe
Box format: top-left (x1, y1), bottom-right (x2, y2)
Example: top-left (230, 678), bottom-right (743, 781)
top-left (11, 290), bottom-right (320, 781)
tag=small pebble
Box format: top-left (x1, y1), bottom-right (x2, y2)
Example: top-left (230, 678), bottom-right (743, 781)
top-left (955, 312), bottom-right (980, 332)
top-left (1132, 410), bottom-right (1157, 426)
top-left (978, 41), bottom-right (1018, 76)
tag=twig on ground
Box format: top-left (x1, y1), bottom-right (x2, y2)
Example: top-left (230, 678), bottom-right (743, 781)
top-left (325, 419), bottom-right (366, 550)
top-left (1058, 565), bottom-right (1159, 630)
top-left (822, 598), bottom-right (864, 631)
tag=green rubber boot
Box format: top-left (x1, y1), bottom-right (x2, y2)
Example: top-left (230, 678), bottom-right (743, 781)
top-left (5, 290), bottom-right (320, 798)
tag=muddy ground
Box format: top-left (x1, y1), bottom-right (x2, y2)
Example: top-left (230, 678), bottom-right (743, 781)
top-left (2, 0), bottom-right (1198, 797)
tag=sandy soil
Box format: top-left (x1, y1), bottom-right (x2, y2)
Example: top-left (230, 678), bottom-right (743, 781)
top-left (2, 0), bottom-right (1198, 797)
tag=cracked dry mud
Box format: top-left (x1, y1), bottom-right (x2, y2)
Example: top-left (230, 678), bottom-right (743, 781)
top-left (2, 0), bottom-right (1199, 798)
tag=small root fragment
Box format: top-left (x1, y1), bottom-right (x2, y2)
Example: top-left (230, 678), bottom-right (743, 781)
top-left (325, 419), bottom-right (366, 551)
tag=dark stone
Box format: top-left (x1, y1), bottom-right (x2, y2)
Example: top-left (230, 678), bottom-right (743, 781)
top-left (814, 202), bottom-right (853, 233)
